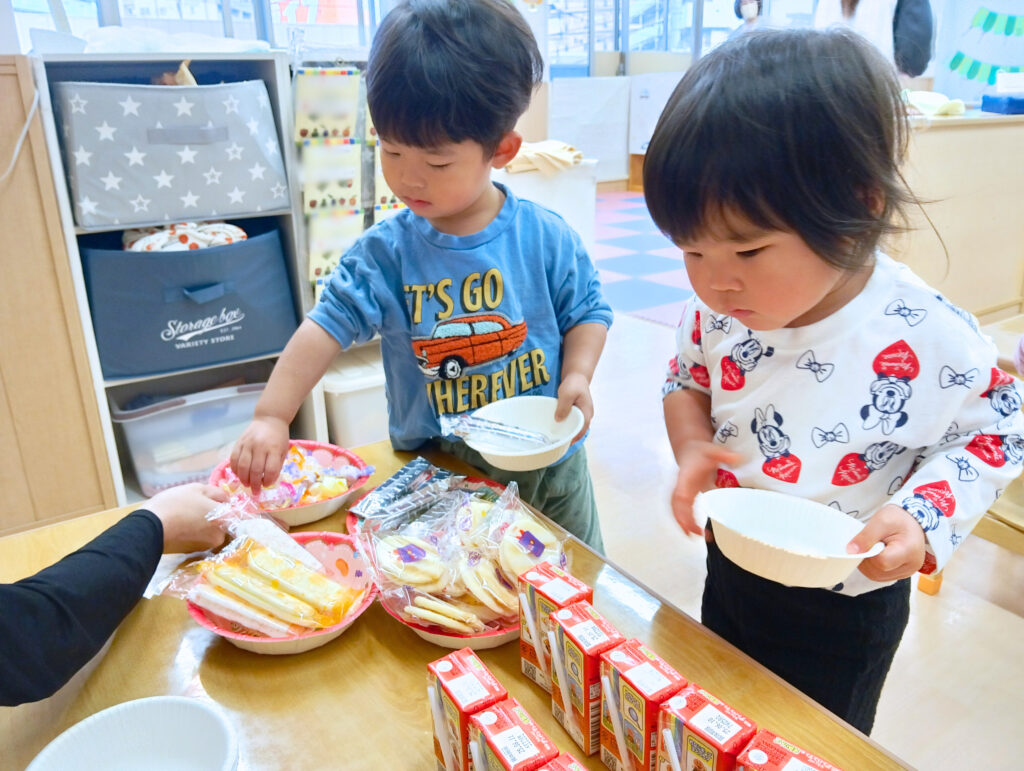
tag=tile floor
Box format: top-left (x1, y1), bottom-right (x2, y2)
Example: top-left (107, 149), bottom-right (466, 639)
top-left (586, 202), bottom-right (1024, 768)
top-left (593, 191), bottom-right (692, 327)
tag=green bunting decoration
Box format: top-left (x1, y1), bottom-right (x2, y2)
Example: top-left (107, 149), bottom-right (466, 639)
top-left (970, 7), bottom-right (1024, 36)
top-left (949, 51), bottom-right (1023, 85)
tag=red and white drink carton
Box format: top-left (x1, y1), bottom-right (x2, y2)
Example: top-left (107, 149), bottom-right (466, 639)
top-left (469, 697), bottom-right (560, 771)
top-left (549, 601), bottom-right (625, 756)
top-left (518, 562), bottom-right (593, 692)
top-left (536, 753), bottom-right (588, 770)
top-left (428, 648), bottom-right (508, 771)
top-left (599, 639), bottom-right (687, 771)
top-left (656, 684), bottom-right (757, 771)
top-left (736, 730), bottom-right (844, 771)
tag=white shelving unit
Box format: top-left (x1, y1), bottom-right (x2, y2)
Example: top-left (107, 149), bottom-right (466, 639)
top-left (30, 52), bottom-right (328, 504)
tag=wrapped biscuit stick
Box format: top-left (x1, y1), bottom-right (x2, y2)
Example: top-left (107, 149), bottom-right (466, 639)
top-left (439, 412), bottom-right (552, 447)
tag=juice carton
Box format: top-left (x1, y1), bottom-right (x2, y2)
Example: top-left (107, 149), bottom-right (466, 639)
top-left (518, 561), bottom-right (593, 692)
top-left (736, 730), bottom-right (844, 771)
top-left (656, 684), bottom-right (757, 771)
top-left (428, 648), bottom-right (508, 771)
top-left (469, 697), bottom-right (560, 771)
top-left (549, 601), bottom-right (625, 755)
top-left (536, 753), bottom-right (588, 770)
top-left (599, 639), bottom-right (687, 771)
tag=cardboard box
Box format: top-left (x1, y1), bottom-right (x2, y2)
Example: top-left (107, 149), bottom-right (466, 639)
top-left (536, 753), bottom-right (588, 770)
top-left (736, 730), bottom-right (843, 771)
top-left (428, 648), bottom-right (507, 771)
top-left (469, 697), bottom-right (560, 771)
top-left (656, 684), bottom-right (757, 771)
top-left (599, 639), bottom-right (687, 771)
top-left (518, 562), bottom-right (593, 692)
top-left (549, 601), bottom-right (625, 755)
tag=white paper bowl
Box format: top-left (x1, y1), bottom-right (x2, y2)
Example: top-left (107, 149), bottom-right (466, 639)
top-left (464, 396), bottom-right (583, 472)
top-left (380, 601), bottom-right (520, 650)
top-left (187, 531), bottom-right (376, 654)
top-left (209, 440), bottom-right (370, 527)
top-left (28, 696), bottom-right (237, 771)
top-left (695, 488), bottom-right (884, 589)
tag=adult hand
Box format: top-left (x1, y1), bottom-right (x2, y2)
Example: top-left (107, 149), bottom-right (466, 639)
top-left (848, 503), bottom-right (927, 582)
top-left (145, 483), bottom-right (229, 553)
top-left (556, 372), bottom-right (593, 443)
top-left (671, 440), bottom-right (742, 537)
top-left (230, 415), bottom-right (290, 493)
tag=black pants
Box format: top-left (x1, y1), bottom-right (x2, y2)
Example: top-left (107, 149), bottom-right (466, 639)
top-left (701, 537), bottom-right (910, 735)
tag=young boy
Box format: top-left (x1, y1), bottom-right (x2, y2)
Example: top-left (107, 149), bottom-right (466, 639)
top-left (230, 0), bottom-right (612, 550)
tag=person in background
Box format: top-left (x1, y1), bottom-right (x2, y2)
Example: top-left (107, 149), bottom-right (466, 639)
top-left (643, 28), bottom-right (1024, 734)
top-left (0, 483), bottom-right (228, 706)
top-left (814, 0), bottom-right (933, 78)
top-left (230, 0), bottom-right (612, 551)
top-left (730, 0), bottom-right (764, 38)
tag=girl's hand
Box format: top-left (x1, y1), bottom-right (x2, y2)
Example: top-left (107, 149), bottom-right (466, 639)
top-left (230, 415), bottom-right (290, 494)
top-left (848, 503), bottom-right (927, 582)
top-left (555, 372), bottom-right (593, 443)
top-left (671, 441), bottom-right (742, 537)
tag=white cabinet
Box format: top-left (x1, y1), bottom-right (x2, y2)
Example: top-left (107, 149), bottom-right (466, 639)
top-left (31, 52), bottom-right (327, 504)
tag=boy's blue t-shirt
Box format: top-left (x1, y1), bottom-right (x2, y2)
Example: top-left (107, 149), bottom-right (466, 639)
top-left (308, 182), bottom-right (613, 451)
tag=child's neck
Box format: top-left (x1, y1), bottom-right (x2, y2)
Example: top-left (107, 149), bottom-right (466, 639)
top-left (425, 182), bottom-right (505, 237)
top-left (788, 258), bottom-right (875, 327)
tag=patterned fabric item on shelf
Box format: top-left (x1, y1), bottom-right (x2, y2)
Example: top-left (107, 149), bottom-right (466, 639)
top-left (52, 80), bottom-right (288, 228)
top-left (307, 209), bottom-right (364, 281)
top-left (293, 67), bottom-right (360, 142)
top-left (301, 139), bottom-right (362, 211)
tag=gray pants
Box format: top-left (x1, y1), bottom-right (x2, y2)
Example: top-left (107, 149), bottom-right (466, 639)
top-left (436, 440), bottom-right (605, 554)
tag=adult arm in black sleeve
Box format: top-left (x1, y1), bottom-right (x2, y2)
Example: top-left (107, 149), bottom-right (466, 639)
top-left (0, 510), bottom-right (163, 706)
top-left (893, 0), bottom-right (934, 77)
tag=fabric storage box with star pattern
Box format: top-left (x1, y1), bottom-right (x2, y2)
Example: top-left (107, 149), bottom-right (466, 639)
top-left (79, 218), bottom-right (298, 378)
top-left (51, 80), bottom-right (288, 228)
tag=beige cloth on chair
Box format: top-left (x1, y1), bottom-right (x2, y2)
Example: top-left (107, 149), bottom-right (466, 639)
top-left (504, 140), bottom-right (582, 177)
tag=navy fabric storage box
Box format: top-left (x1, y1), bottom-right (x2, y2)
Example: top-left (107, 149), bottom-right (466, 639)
top-left (81, 221), bottom-right (298, 378)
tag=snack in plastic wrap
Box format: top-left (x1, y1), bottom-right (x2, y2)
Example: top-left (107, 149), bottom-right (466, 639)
top-left (166, 534), bottom-right (363, 639)
top-left (218, 443), bottom-right (369, 510)
top-left (498, 514), bottom-right (561, 582)
top-left (362, 474), bottom-right (567, 639)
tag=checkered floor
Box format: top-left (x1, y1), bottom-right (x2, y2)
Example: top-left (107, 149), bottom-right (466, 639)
top-left (594, 191), bottom-right (693, 326)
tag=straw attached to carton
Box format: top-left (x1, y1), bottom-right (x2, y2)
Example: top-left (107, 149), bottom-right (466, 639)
top-left (427, 685), bottom-right (457, 771)
top-left (520, 592), bottom-right (547, 680)
top-left (661, 728), bottom-right (682, 771)
top-left (601, 674), bottom-right (633, 771)
top-left (548, 630), bottom-right (583, 745)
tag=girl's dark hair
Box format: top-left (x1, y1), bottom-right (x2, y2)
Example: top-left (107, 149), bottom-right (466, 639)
top-left (643, 28), bottom-right (915, 271)
top-left (366, 0), bottom-right (543, 156)
top-left (733, 0), bottom-right (762, 19)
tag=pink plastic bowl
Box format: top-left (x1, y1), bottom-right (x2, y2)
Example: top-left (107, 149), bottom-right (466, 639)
top-left (187, 531), bottom-right (377, 654)
top-left (209, 440), bottom-right (369, 527)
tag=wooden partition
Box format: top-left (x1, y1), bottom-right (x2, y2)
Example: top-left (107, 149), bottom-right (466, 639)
top-left (0, 56), bottom-right (116, 535)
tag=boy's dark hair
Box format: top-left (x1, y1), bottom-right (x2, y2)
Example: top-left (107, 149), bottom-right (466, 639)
top-left (367, 0), bottom-right (543, 156)
top-left (643, 28), bottom-right (915, 271)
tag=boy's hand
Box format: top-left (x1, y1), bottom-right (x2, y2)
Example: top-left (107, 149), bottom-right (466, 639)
top-left (555, 372), bottom-right (593, 443)
top-left (848, 503), bottom-right (927, 582)
top-left (230, 415), bottom-right (290, 494)
top-left (671, 441), bottom-right (742, 537)
top-left (145, 483), bottom-right (229, 553)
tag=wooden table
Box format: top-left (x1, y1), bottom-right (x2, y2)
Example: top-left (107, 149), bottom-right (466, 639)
top-left (0, 441), bottom-right (909, 770)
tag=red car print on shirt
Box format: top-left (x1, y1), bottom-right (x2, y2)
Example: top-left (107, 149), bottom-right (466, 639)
top-left (412, 312), bottom-right (528, 379)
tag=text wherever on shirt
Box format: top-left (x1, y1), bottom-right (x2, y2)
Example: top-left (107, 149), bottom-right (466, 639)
top-left (404, 268), bottom-right (552, 416)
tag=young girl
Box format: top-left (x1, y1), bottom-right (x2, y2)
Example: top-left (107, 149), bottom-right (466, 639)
top-left (644, 28), bottom-right (1024, 734)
